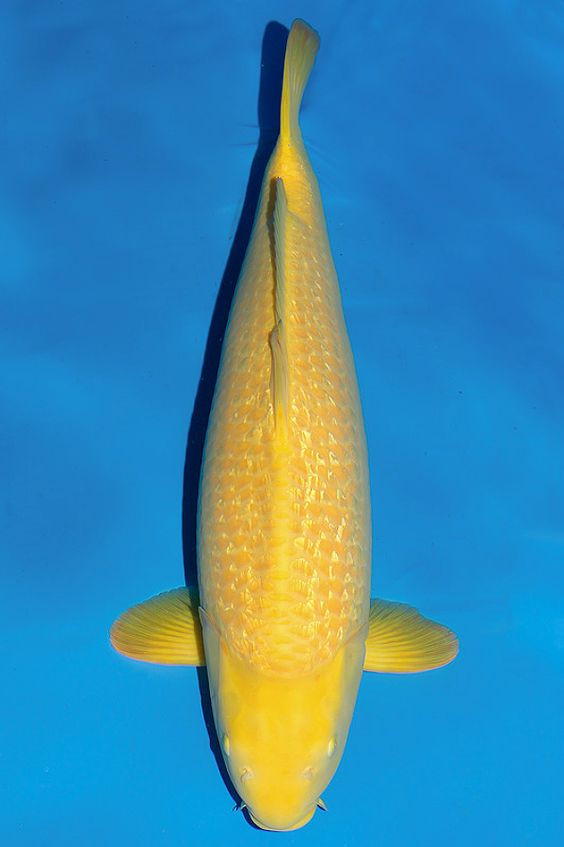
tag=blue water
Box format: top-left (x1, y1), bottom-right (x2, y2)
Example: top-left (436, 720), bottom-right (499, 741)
top-left (2, 1), bottom-right (563, 844)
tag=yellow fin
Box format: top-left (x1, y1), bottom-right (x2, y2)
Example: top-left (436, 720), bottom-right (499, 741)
top-left (273, 176), bottom-right (287, 327)
top-left (363, 599), bottom-right (459, 673)
top-left (280, 19), bottom-right (320, 145)
top-left (269, 321), bottom-right (288, 430)
top-left (269, 177), bottom-right (288, 431)
top-left (110, 587), bottom-right (205, 666)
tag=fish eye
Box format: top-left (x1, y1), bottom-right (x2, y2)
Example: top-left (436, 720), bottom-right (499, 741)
top-left (327, 735), bottom-right (337, 757)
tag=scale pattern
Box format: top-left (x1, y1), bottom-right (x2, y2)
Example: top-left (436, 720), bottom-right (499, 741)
top-left (198, 146), bottom-right (371, 676)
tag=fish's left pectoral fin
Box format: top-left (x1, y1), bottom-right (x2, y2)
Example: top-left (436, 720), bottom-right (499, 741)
top-left (363, 599), bottom-right (459, 673)
top-left (110, 587), bottom-right (205, 666)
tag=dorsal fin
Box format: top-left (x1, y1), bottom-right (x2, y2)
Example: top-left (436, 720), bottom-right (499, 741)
top-left (269, 177), bottom-right (288, 432)
top-left (273, 177), bottom-right (287, 326)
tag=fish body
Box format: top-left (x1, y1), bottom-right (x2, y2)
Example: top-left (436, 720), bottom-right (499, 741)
top-left (197, 20), bottom-right (369, 830)
top-left (110, 19), bottom-right (459, 833)
top-left (199, 27), bottom-right (369, 677)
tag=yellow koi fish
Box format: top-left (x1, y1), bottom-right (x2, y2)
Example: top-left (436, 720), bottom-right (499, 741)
top-left (111, 19), bottom-right (458, 832)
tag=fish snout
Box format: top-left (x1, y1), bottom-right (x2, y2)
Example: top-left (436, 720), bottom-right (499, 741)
top-left (248, 804), bottom-right (317, 832)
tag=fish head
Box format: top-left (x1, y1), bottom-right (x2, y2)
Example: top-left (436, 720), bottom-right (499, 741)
top-left (200, 609), bottom-right (366, 831)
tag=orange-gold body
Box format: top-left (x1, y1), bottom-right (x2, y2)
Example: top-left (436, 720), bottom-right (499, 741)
top-left (198, 87), bottom-right (370, 679)
top-left (197, 20), bottom-right (370, 830)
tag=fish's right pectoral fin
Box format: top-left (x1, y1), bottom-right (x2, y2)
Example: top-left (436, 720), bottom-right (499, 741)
top-left (110, 587), bottom-right (205, 666)
top-left (363, 599), bottom-right (459, 673)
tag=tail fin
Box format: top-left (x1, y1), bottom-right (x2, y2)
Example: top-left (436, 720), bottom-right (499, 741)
top-left (280, 19), bottom-right (320, 146)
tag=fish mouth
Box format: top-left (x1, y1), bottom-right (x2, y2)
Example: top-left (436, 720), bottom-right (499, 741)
top-left (248, 806), bottom-right (316, 831)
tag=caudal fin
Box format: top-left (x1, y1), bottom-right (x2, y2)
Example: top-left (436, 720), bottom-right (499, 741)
top-left (280, 19), bottom-right (320, 146)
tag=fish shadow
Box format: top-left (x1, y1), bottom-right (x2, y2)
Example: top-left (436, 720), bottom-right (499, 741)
top-left (181, 21), bottom-right (289, 810)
